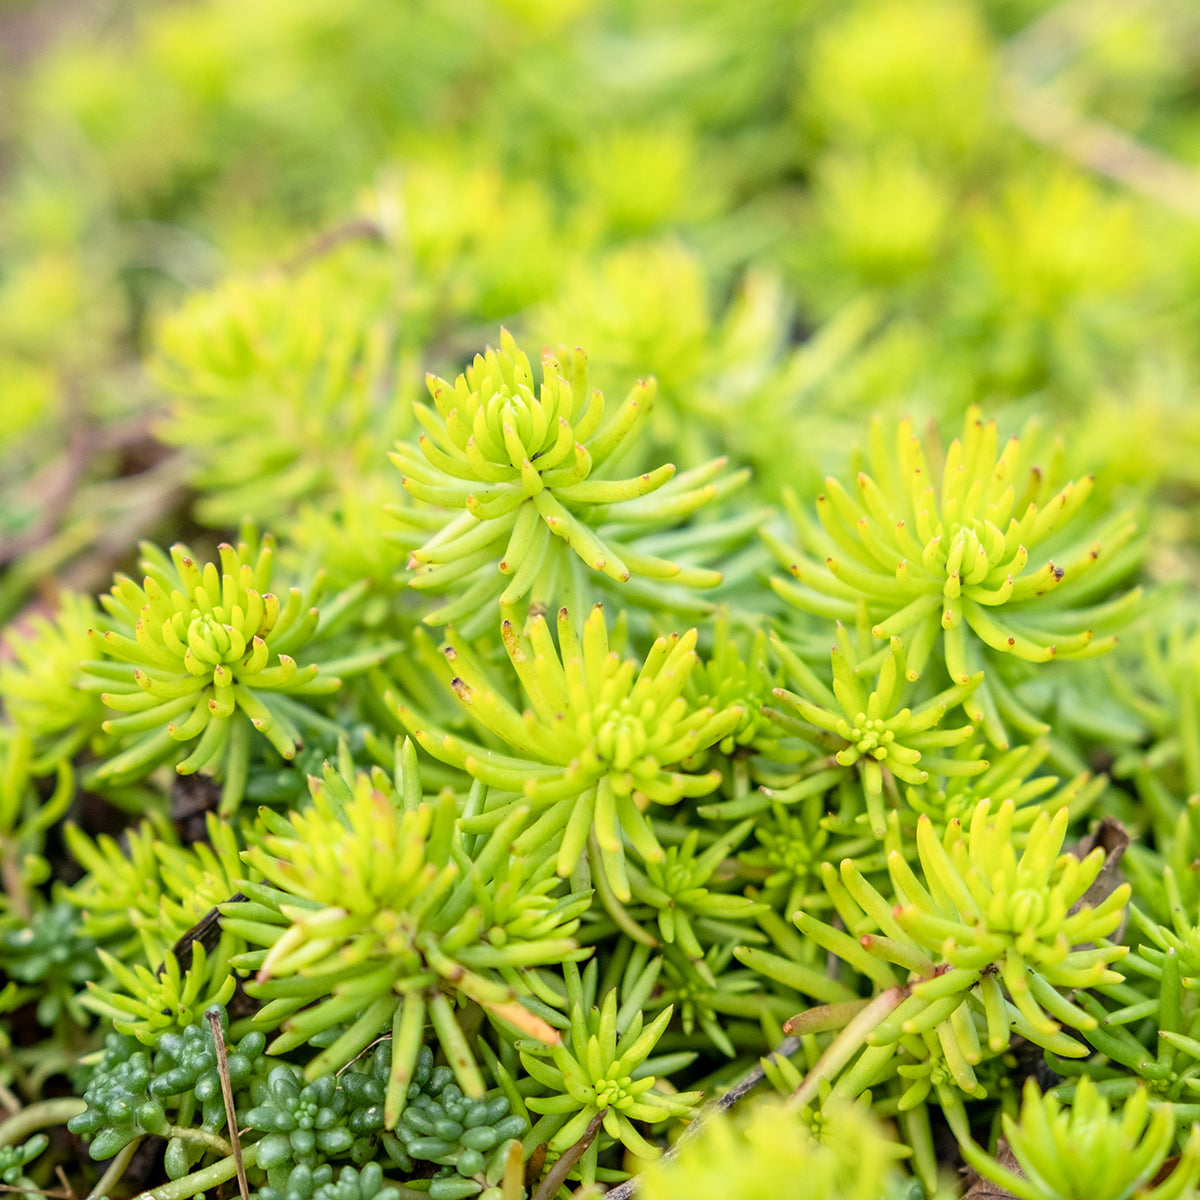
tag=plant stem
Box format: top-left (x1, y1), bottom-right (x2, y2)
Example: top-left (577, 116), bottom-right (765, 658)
top-left (163, 1126), bottom-right (233, 1157)
top-left (86, 1138), bottom-right (141, 1200)
top-left (0, 1099), bottom-right (87, 1147)
top-left (786, 985), bottom-right (907, 1112)
top-left (133, 1141), bottom-right (259, 1200)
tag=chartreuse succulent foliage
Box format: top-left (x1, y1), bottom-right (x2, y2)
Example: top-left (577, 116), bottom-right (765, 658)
top-left (8, 2), bottom-right (1200, 1199)
top-left (960, 1077), bottom-right (1200, 1200)
top-left (765, 407), bottom-right (1142, 747)
top-left (391, 330), bottom-right (741, 632)
top-left (397, 602), bottom-right (744, 901)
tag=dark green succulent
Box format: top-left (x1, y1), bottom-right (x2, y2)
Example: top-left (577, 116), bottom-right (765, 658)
top-left (392, 1046), bottom-right (527, 1199)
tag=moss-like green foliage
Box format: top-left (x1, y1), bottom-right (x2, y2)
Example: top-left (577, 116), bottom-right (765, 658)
top-left (8, 2), bottom-right (1200, 1199)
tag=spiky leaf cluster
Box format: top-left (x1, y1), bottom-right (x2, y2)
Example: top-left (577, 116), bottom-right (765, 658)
top-left (398, 602), bottom-right (743, 900)
top-left (227, 749), bottom-right (588, 1124)
top-left (766, 407), bottom-right (1141, 746)
top-left (625, 818), bottom-right (767, 964)
top-left (747, 799), bottom-right (1130, 1106)
top-left (961, 1077), bottom-right (1200, 1200)
top-left (637, 1098), bottom-right (903, 1200)
top-left (63, 806), bottom-right (244, 936)
top-left (391, 328), bottom-right (733, 630)
top-left (518, 962), bottom-right (700, 1187)
top-left (768, 631), bottom-right (985, 834)
top-left (154, 263), bottom-right (414, 527)
top-left (0, 591), bottom-right (105, 768)
top-left (82, 531), bottom-right (348, 809)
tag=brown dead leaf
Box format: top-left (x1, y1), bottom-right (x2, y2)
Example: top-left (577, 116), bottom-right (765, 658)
top-left (962, 1139), bottom-right (1024, 1200)
top-left (1067, 815), bottom-right (1130, 943)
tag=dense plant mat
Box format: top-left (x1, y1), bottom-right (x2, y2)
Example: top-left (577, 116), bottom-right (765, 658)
top-left (4, 1), bottom-right (1200, 1198)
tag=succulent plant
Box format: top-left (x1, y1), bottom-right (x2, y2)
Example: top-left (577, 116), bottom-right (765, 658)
top-left (8, 5), bottom-right (1200, 1200)
top-left (0, 1134), bottom-right (48, 1188)
top-left (517, 962), bottom-right (701, 1187)
top-left (153, 262), bottom-right (414, 528)
top-left (768, 629), bottom-right (985, 835)
top-left (391, 329), bottom-right (736, 631)
top-left (960, 1076), bottom-right (1200, 1200)
top-left (397, 602), bottom-right (743, 900)
top-left (625, 818), bottom-right (766, 965)
top-left (637, 1097), bottom-right (903, 1200)
top-left (745, 799), bottom-right (1130, 1108)
top-left (0, 731), bottom-right (74, 925)
top-left (227, 748), bottom-right (588, 1124)
top-left (81, 530), bottom-right (365, 810)
top-left (764, 406), bottom-right (1141, 747)
top-left (392, 1046), bottom-right (526, 1199)
top-left (0, 591), bottom-right (105, 768)
top-left (81, 941), bottom-right (238, 1045)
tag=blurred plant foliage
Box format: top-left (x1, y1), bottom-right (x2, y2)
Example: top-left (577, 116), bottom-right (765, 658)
top-left (3, 0), bottom-right (1200, 1198)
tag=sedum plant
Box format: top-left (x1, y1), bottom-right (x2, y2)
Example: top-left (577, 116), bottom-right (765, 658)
top-left (744, 799), bottom-right (1130, 1118)
top-left (80, 529), bottom-right (372, 811)
top-left (637, 1097), bottom-right (904, 1200)
top-left (517, 961), bottom-right (700, 1188)
top-left (960, 1076), bottom-right (1200, 1200)
top-left (765, 406), bottom-right (1141, 746)
top-left (767, 630), bottom-right (985, 835)
top-left (397, 602), bottom-right (744, 900)
top-left (8, 3), bottom-right (1200, 1196)
top-left (0, 591), bottom-right (105, 770)
top-left (153, 258), bottom-right (416, 528)
top-left (391, 329), bottom-right (738, 631)
top-left (227, 748), bottom-right (589, 1125)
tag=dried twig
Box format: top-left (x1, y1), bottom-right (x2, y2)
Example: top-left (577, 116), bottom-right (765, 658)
top-left (159, 894), bottom-right (247, 977)
top-left (281, 218), bottom-right (385, 274)
top-left (600, 1036), bottom-right (802, 1199)
top-left (204, 1009), bottom-right (249, 1200)
top-left (531, 1111), bottom-right (605, 1200)
top-left (786, 986), bottom-right (907, 1112)
top-left (1002, 0), bottom-right (1200, 219)
top-left (1005, 79), bottom-right (1200, 219)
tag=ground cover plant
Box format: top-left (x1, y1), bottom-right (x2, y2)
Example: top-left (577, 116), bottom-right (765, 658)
top-left (4, 0), bottom-right (1200, 1198)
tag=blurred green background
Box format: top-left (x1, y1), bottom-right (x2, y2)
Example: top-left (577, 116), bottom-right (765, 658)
top-left (2, 0), bottom-right (1199, 618)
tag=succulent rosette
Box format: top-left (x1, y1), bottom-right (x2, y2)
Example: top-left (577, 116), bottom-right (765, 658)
top-left (82, 531), bottom-right (359, 810)
top-left (391, 330), bottom-right (739, 631)
top-left (765, 406), bottom-right (1141, 746)
top-left (226, 750), bottom-right (589, 1127)
top-left (395, 602), bottom-right (743, 901)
